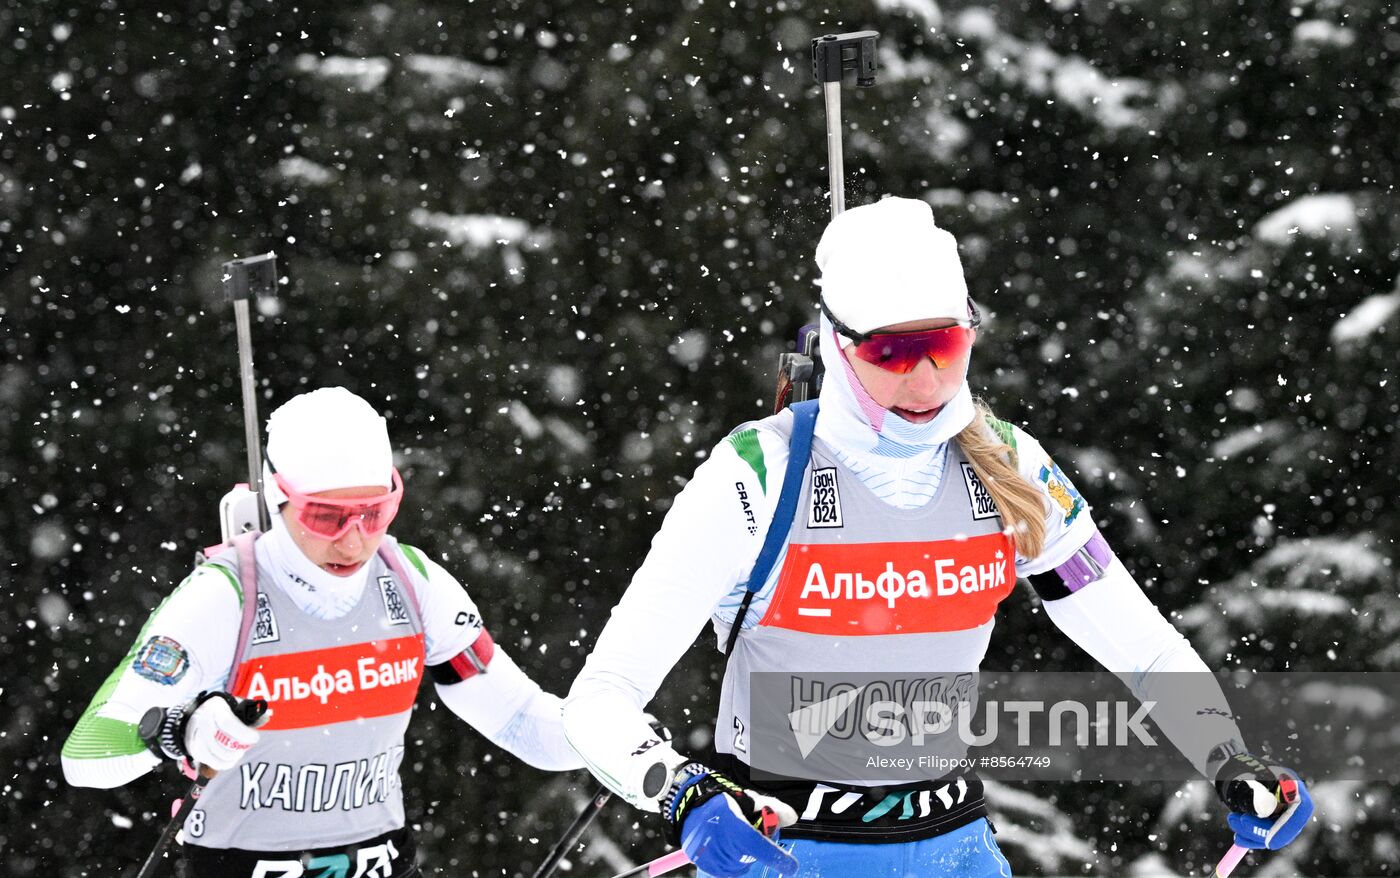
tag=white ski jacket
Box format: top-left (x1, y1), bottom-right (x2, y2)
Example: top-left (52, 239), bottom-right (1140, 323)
top-left (64, 520), bottom-right (581, 791)
top-left (564, 325), bottom-right (1245, 811)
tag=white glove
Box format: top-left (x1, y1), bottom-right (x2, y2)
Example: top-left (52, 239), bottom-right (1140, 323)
top-left (182, 692), bottom-right (267, 771)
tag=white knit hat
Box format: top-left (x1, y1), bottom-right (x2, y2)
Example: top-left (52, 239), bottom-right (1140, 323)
top-left (263, 387), bottom-right (393, 500)
top-left (815, 196), bottom-right (970, 334)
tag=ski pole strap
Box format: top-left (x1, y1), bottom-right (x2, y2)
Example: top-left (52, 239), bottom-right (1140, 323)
top-left (724, 400), bottom-right (819, 657)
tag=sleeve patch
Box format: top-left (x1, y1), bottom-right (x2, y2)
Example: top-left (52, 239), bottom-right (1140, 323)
top-left (428, 629), bottom-right (496, 685)
top-left (727, 429), bottom-right (768, 495)
top-left (1037, 458), bottom-right (1086, 525)
top-left (132, 635), bottom-right (190, 686)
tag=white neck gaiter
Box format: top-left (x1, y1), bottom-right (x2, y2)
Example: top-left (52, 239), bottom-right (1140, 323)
top-left (259, 511), bottom-right (372, 620)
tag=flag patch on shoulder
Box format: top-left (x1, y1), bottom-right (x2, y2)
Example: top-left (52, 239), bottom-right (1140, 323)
top-left (133, 635), bottom-right (190, 685)
top-left (1038, 458), bottom-right (1085, 525)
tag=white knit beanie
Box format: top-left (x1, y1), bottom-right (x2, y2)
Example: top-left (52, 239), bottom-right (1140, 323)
top-left (815, 196), bottom-right (970, 334)
top-left (263, 387), bottom-right (393, 499)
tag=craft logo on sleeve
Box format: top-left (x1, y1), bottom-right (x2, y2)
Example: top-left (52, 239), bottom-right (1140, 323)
top-left (250, 593), bottom-right (281, 645)
top-left (734, 482), bottom-right (758, 535)
top-left (807, 467), bottom-right (843, 529)
top-left (960, 463), bottom-right (1000, 521)
top-left (378, 576), bottom-right (410, 625)
top-left (133, 635), bottom-right (190, 685)
top-left (1037, 459), bottom-right (1085, 525)
top-left (454, 610), bottom-right (481, 630)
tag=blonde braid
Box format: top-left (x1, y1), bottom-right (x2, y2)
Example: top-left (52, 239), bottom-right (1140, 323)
top-left (955, 400), bottom-right (1047, 559)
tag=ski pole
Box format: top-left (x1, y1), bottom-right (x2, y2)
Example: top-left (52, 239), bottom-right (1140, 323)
top-left (810, 30), bottom-right (879, 218)
top-left (605, 849), bottom-right (690, 878)
top-left (130, 765), bottom-right (216, 878)
top-left (222, 252), bottom-right (279, 532)
top-left (131, 697), bottom-right (268, 878)
top-left (1211, 843), bottom-right (1247, 877)
top-left (530, 785), bottom-right (613, 878)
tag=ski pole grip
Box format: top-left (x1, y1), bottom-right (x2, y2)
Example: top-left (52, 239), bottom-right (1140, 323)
top-left (810, 31), bottom-right (879, 86)
top-left (222, 252), bottom-right (279, 302)
top-left (645, 850), bottom-right (690, 877)
top-left (235, 697), bottom-right (269, 726)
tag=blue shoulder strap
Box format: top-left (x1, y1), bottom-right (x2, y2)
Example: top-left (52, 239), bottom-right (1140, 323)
top-left (723, 399), bottom-right (819, 656)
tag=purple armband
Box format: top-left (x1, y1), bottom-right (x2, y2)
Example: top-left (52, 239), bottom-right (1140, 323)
top-left (1027, 530), bottom-right (1115, 601)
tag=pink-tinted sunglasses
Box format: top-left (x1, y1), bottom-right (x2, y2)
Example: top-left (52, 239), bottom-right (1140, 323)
top-left (273, 468), bottom-right (403, 540)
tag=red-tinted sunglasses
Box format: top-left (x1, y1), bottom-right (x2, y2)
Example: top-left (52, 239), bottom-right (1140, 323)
top-left (823, 298), bottom-right (981, 374)
top-left (273, 468), bottom-right (404, 540)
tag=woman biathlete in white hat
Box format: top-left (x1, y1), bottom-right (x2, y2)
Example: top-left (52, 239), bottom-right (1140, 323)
top-left (65, 387), bottom-right (583, 877)
top-left (561, 198), bottom-right (1312, 876)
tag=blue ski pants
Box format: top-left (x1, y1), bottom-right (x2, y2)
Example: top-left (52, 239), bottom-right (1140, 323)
top-left (699, 817), bottom-right (1013, 877)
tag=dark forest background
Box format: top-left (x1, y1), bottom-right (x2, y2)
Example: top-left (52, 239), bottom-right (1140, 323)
top-left (2, 0), bottom-right (1397, 875)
